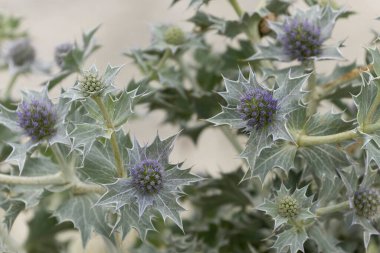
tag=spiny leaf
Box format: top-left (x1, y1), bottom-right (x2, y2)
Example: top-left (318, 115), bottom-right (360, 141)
top-left (272, 227), bottom-right (308, 253)
top-left (54, 194), bottom-right (113, 247)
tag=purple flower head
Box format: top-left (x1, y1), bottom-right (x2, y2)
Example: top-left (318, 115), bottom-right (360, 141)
top-left (279, 18), bottom-right (323, 62)
top-left (54, 42), bottom-right (73, 68)
top-left (3, 38), bottom-right (35, 67)
top-left (353, 188), bottom-right (380, 219)
top-left (17, 98), bottom-right (58, 141)
top-left (237, 88), bottom-right (278, 130)
top-left (131, 159), bottom-right (164, 195)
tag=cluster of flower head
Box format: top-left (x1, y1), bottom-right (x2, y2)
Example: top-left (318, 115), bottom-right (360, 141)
top-left (279, 18), bottom-right (322, 61)
top-left (4, 38), bottom-right (35, 66)
top-left (17, 98), bottom-right (58, 141)
top-left (164, 26), bottom-right (185, 45)
top-left (353, 188), bottom-right (380, 219)
top-left (277, 196), bottom-right (300, 218)
top-left (79, 73), bottom-right (104, 94)
top-left (54, 43), bottom-right (73, 68)
top-left (131, 159), bottom-right (164, 195)
top-left (237, 88), bottom-right (278, 130)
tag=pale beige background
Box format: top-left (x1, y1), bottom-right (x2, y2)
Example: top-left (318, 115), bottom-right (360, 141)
top-left (0, 0), bottom-right (379, 252)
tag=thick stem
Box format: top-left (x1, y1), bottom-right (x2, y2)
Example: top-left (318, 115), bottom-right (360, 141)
top-left (228, 0), bottom-right (243, 17)
top-left (297, 122), bottom-right (380, 146)
top-left (220, 126), bottom-right (243, 154)
top-left (51, 144), bottom-right (73, 181)
top-left (72, 181), bottom-right (105, 195)
top-left (315, 201), bottom-right (350, 216)
top-left (0, 172), bottom-right (64, 185)
top-left (156, 48), bottom-right (171, 70)
top-left (306, 61), bottom-right (318, 116)
top-left (3, 73), bottom-right (19, 100)
top-left (93, 96), bottom-right (125, 178)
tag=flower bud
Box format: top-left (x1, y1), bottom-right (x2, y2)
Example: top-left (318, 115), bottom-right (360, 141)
top-left (54, 43), bottom-right (73, 68)
top-left (3, 38), bottom-right (35, 67)
top-left (237, 88), bottom-right (278, 130)
top-left (279, 18), bottom-right (323, 61)
top-left (353, 189), bottom-right (380, 219)
top-left (278, 196), bottom-right (300, 218)
top-left (79, 73), bottom-right (104, 95)
top-left (131, 159), bottom-right (163, 195)
top-left (164, 26), bottom-right (186, 45)
top-left (17, 98), bottom-right (58, 141)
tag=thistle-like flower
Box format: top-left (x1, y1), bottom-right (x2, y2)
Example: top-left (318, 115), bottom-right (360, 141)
top-left (96, 134), bottom-right (200, 231)
top-left (257, 184), bottom-right (314, 229)
top-left (279, 18), bottom-right (322, 61)
top-left (163, 26), bottom-right (186, 45)
top-left (248, 5), bottom-right (344, 62)
top-left (0, 88), bottom-right (70, 172)
top-left (151, 24), bottom-right (202, 53)
top-left (3, 38), bottom-right (35, 67)
top-left (78, 72), bottom-right (104, 95)
top-left (353, 189), bottom-right (380, 219)
top-left (208, 67), bottom-right (308, 179)
top-left (277, 195), bottom-right (300, 218)
top-left (16, 98), bottom-right (58, 141)
top-left (54, 42), bottom-right (73, 68)
top-left (237, 88), bottom-right (279, 130)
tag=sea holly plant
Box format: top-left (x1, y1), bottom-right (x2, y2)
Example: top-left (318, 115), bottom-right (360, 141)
top-left (2, 0), bottom-right (380, 252)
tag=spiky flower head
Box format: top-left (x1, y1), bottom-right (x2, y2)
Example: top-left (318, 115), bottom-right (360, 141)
top-left (79, 72), bottom-right (104, 95)
top-left (248, 5), bottom-right (344, 62)
top-left (277, 195), bottom-right (300, 218)
top-left (257, 185), bottom-right (314, 229)
top-left (279, 18), bottom-right (322, 61)
top-left (353, 188), bottom-right (380, 219)
top-left (164, 26), bottom-right (186, 45)
top-left (16, 97), bottom-right (58, 141)
top-left (54, 42), bottom-right (73, 68)
top-left (3, 38), bottom-right (35, 67)
top-left (131, 159), bottom-right (163, 194)
top-left (96, 133), bottom-right (201, 231)
top-left (237, 88), bottom-right (278, 130)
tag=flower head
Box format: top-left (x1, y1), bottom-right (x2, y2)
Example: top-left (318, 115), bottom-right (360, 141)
top-left (279, 18), bottom-right (323, 61)
top-left (16, 97), bottom-right (58, 141)
top-left (54, 42), bottom-right (73, 68)
top-left (131, 159), bottom-right (163, 194)
top-left (237, 88), bottom-right (278, 130)
top-left (3, 38), bottom-right (35, 67)
top-left (353, 188), bottom-right (380, 219)
top-left (79, 72), bottom-right (104, 95)
top-left (96, 133), bottom-right (201, 231)
top-left (248, 5), bottom-right (344, 62)
top-left (277, 195), bottom-right (300, 218)
top-left (164, 26), bottom-right (186, 45)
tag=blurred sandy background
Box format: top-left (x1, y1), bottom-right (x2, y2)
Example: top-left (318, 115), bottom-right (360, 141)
top-left (0, 0), bottom-right (379, 252)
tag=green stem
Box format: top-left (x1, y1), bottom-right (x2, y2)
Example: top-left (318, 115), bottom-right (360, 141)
top-left (51, 144), bottom-right (73, 181)
top-left (297, 121), bottom-right (380, 146)
top-left (228, 0), bottom-right (243, 17)
top-left (156, 48), bottom-right (171, 70)
top-left (3, 73), bottom-right (19, 100)
top-left (220, 126), bottom-right (243, 154)
top-left (0, 172), bottom-right (64, 185)
top-left (93, 96), bottom-right (125, 178)
top-left (315, 201), bottom-right (350, 216)
top-left (306, 61), bottom-right (318, 116)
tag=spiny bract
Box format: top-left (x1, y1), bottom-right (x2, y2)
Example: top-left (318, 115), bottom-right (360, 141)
top-left (17, 98), bottom-right (58, 141)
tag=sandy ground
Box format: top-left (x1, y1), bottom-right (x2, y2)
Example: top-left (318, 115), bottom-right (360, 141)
top-left (0, 0), bottom-right (379, 252)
